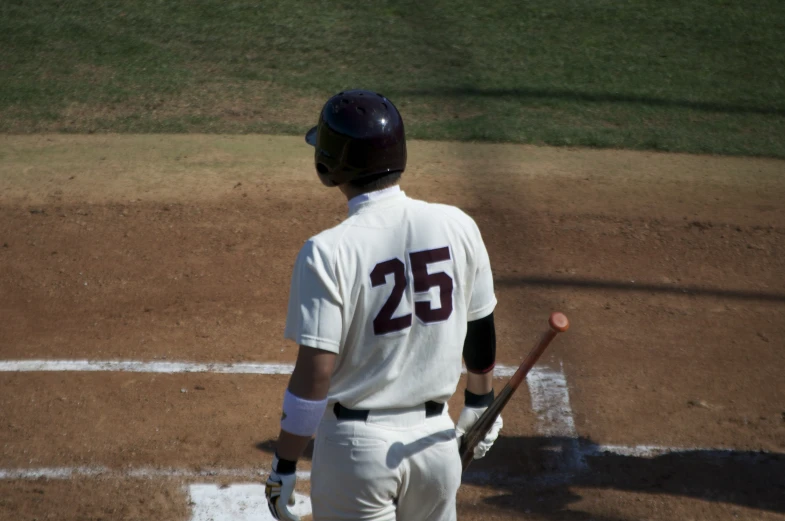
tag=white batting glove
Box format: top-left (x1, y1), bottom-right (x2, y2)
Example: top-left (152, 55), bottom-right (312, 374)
top-left (265, 454), bottom-right (300, 521)
top-left (455, 406), bottom-right (503, 460)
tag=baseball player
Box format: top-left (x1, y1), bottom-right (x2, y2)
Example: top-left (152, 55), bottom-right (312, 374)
top-left (264, 89), bottom-right (503, 521)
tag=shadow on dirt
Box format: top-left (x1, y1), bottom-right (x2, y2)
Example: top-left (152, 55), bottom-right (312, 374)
top-left (256, 435), bottom-right (785, 517)
top-left (494, 275), bottom-right (785, 303)
top-left (467, 435), bottom-right (785, 517)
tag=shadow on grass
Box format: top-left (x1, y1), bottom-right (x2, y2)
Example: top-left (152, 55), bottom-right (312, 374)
top-left (398, 87), bottom-right (785, 117)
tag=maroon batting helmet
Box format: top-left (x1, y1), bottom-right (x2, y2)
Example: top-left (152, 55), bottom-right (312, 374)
top-left (305, 90), bottom-right (407, 187)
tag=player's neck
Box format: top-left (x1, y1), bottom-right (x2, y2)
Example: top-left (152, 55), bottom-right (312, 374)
top-left (339, 183), bottom-right (399, 202)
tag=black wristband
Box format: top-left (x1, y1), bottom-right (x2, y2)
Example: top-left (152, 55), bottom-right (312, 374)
top-left (465, 388), bottom-right (495, 407)
top-left (273, 452), bottom-right (297, 475)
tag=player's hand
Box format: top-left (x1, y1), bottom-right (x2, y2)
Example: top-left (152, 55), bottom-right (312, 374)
top-left (265, 455), bottom-right (300, 521)
top-left (455, 406), bottom-right (503, 459)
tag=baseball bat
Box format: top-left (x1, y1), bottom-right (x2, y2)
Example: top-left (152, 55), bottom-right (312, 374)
top-left (459, 311), bottom-right (570, 471)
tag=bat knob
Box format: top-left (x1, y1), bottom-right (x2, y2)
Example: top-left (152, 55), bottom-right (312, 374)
top-left (549, 312), bottom-right (569, 332)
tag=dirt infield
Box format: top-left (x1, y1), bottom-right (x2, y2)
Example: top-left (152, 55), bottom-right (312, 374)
top-left (1, 135), bottom-right (784, 520)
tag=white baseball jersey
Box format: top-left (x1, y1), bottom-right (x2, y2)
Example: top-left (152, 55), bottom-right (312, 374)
top-left (284, 185), bottom-right (496, 410)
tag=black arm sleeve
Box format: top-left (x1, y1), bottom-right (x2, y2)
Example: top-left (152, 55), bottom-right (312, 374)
top-left (462, 312), bottom-right (496, 374)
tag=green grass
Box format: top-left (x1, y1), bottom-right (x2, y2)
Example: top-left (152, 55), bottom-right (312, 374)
top-left (1, 0), bottom-right (784, 157)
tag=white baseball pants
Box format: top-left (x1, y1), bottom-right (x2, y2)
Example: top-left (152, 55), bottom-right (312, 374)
top-left (310, 403), bottom-right (463, 521)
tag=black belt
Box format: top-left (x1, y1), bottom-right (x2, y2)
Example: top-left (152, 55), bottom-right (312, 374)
top-left (333, 401), bottom-right (445, 421)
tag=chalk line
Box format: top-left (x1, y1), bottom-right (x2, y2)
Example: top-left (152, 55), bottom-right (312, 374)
top-left (0, 465), bottom-right (593, 485)
top-left (527, 364), bottom-right (577, 438)
top-left (0, 359), bottom-right (518, 378)
top-left (0, 360), bottom-right (297, 374)
top-left (526, 363), bottom-right (585, 470)
top-left (2, 359), bottom-right (737, 477)
top-left (1, 443), bottom-right (765, 483)
top-left (0, 359), bottom-right (580, 474)
top-left (583, 444), bottom-right (675, 458)
top-left (189, 484), bottom-right (311, 521)
top-left (0, 466), bottom-right (311, 480)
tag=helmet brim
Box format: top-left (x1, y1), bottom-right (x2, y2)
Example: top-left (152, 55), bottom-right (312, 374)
top-left (305, 126), bottom-right (317, 146)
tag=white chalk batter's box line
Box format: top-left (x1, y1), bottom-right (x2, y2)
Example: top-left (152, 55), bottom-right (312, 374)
top-left (0, 360), bottom-right (522, 376)
top-left (0, 359), bottom-right (571, 435)
top-left (0, 358), bottom-right (746, 466)
top-left (0, 442), bottom-right (753, 483)
top-left (0, 440), bottom-right (773, 484)
top-left (3, 358), bottom-right (772, 521)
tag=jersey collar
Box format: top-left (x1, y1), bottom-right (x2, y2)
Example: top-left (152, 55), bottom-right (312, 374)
top-left (347, 185), bottom-right (404, 216)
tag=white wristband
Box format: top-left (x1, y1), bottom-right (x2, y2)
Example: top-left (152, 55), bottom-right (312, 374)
top-left (280, 389), bottom-right (328, 437)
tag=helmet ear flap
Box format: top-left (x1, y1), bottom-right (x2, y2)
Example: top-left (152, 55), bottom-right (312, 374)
top-left (316, 164), bottom-right (338, 187)
top-left (314, 145), bottom-right (344, 185)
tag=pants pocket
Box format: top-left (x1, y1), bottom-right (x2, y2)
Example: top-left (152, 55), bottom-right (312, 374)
top-left (312, 433), bottom-right (398, 520)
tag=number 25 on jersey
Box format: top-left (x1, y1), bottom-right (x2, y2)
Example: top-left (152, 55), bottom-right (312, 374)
top-left (370, 246), bottom-right (454, 335)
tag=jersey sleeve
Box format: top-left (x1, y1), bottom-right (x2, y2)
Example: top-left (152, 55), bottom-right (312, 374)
top-left (467, 222), bottom-right (497, 322)
top-left (283, 238), bottom-right (343, 353)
